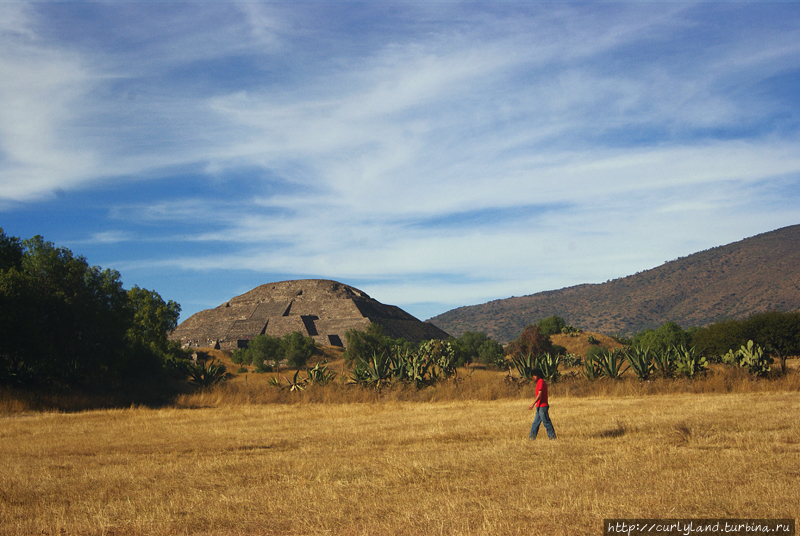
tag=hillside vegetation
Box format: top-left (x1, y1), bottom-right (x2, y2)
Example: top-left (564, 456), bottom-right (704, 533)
top-left (429, 224), bottom-right (800, 342)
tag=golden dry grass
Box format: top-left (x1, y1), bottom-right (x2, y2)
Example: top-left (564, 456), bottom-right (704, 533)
top-left (2, 385), bottom-right (799, 535)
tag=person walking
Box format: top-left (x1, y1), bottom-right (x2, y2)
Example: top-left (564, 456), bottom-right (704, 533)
top-left (528, 368), bottom-right (556, 440)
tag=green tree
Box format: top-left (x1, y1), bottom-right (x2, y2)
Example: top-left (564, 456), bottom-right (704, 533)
top-left (632, 321), bottom-right (692, 354)
top-left (244, 335), bottom-right (282, 371)
top-left (452, 331), bottom-right (504, 367)
top-left (343, 323), bottom-right (395, 365)
top-left (121, 285), bottom-right (186, 382)
top-left (126, 286), bottom-right (181, 351)
top-left (281, 331), bottom-right (317, 368)
top-left (536, 315), bottom-right (566, 337)
top-left (692, 319), bottom-right (747, 359)
top-left (11, 235), bottom-right (131, 384)
top-left (0, 229), bottom-right (187, 387)
top-left (742, 311), bottom-right (800, 374)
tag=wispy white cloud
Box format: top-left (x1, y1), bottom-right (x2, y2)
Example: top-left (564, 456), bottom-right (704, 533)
top-left (1, 2), bottom-right (799, 320)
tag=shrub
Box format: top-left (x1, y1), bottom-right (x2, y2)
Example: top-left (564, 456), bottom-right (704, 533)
top-left (632, 321), bottom-right (692, 354)
top-left (454, 332), bottom-right (504, 367)
top-left (282, 331), bottom-right (316, 368)
top-left (584, 345), bottom-right (606, 362)
top-left (343, 324), bottom-right (399, 365)
top-left (231, 348), bottom-right (251, 365)
top-left (561, 325), bottom-right (581, 336)
top-left (506, 325), bottom-right (554, 361)
top-left (477, 340), bottom-right (506, 368)
top-left (536, 315), bottom-right (566, 337)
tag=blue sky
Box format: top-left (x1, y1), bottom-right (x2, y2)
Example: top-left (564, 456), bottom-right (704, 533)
top-left (2, 2), bottom-right (799, 324)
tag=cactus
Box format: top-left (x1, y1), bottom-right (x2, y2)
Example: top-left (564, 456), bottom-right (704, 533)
top-left (561, 353), bottom-right (581, 368)
top-left (735, 340), bottom-right (773, 377)
top-left (672, 345), bottom-right (708, 378)
top-left (418, 340), bottom-right (458, 379)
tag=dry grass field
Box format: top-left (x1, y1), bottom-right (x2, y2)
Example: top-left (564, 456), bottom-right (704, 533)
top-left (2, 368), bottom-right (799, 536)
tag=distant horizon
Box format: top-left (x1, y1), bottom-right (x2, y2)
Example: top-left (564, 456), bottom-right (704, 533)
top-left (3, 2), bottom-right (799, 323)
top-left (164, 222), bottom-right (797, 323)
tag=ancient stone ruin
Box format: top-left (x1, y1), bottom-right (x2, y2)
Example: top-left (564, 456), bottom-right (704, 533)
top-left (169, 279), bottom-right (450, 350)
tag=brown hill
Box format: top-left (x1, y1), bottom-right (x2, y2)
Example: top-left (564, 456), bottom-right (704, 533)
top-left (550, 333), bottom-right (625, 358)
top-left (171, 279), bottom-right (450, 350)
top-left (428, 224), bottom-right (800, 343)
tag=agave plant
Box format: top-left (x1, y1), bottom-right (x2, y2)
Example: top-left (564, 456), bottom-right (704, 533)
top-left (350, 352), bottom-right (394, 390)
top-left (187, 359), bottom-right (230, 388)
top-left (672, 345), bottom-right (708, 378)
top-left (535, 353), bottom-right (561, 383)
top-left (511, 353), bottom-right (537, 381)
top-left (276, 369), bottom-right (308, 392)
top-left (626, 347), bottom-right (654, 381)
top-left (510, 352), bottom-right (560, 382)
top-left (595, 348), bottom-right (628, 379)
top-left (582, 353), bottom-right (603, 381)
top-left (651, 348), bottom-right (676, 378)
top-left (304, 361), bottom-right (337, 386)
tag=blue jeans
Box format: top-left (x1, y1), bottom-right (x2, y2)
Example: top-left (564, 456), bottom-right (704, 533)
top-left (530, 406), bottom-right (556, 440)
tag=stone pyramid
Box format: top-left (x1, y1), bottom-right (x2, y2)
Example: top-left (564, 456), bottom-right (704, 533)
top-left (169, 279), bottom-right (450, 350)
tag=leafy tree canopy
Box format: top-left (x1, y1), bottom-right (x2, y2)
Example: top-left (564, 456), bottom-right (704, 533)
top-left (233, 331), bottom-right (317, 370)
top-left (0, 229), bottom-right (186, 387)
top-left (632, 321), bottom-right (692, 354)
top-left (693, 311), bottom-right (800, 373)
top-left (343, 323), bottom-right (394, 364)
top-left (451, 331), bottom-right (504, 367)
top-left (536, 315), bottom-right (566, 337)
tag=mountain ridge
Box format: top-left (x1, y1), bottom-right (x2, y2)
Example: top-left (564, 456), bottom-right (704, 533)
top-left (428, 224), bottom-right (800, 343)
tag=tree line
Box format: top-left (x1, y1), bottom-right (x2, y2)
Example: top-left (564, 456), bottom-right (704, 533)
top-left (0, 229), bottom-right (188, 388)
